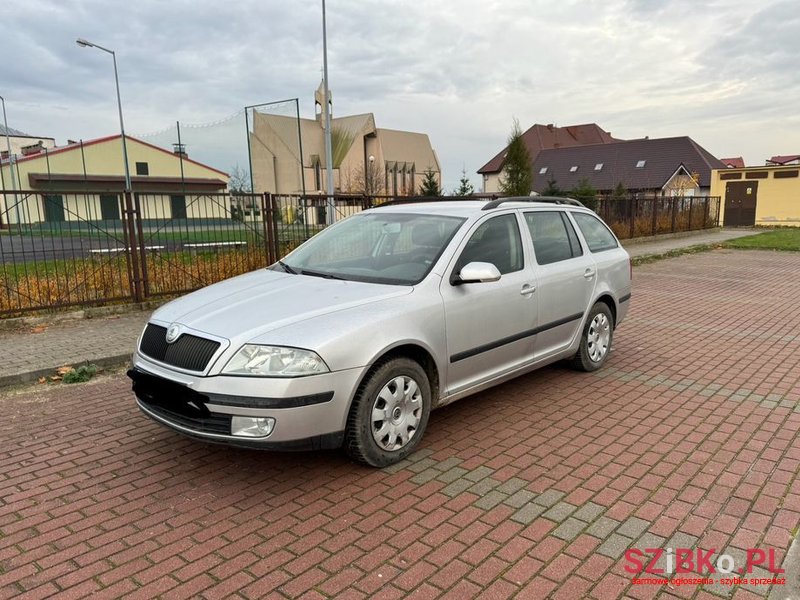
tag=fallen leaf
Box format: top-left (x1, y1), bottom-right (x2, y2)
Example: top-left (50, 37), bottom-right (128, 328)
top-left (38, 377), bottom-right (46, 384)
top-left (50, 375), bottom-right (61, 381)
top-left (56, 366), bottom-right (74, 375)
top-left (31, 326), bottom-right (47, 334)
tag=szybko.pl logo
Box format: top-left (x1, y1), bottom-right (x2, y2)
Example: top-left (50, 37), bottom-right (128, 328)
top-left (625, 547), bottom-right (783, 575)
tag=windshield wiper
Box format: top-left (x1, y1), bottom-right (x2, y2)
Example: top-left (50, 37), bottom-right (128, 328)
top-left (277, 260), bottom-right (297, 274)
top-left (299, 269), bottom-right (346, 280)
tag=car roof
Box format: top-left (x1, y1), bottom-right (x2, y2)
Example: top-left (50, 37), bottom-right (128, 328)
top-left (367, 197), bottom-right (588, 218)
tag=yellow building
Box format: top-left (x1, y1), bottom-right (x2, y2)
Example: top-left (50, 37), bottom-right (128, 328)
top-left (710, 165), bottom-right (800, 227)
top-left (0, 135), bottom-right (229, 226)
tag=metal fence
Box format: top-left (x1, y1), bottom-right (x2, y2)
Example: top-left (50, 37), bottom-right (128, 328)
top-left (595, 195), bottom-right (720, 240)
top-left (0, 190), bottom-right (720, 316)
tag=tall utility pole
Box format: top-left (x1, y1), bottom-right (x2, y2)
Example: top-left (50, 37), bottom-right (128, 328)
top-left (322, 0), bottom-right (335, 225)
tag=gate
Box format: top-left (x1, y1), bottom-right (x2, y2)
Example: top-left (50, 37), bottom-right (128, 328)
top-left (723, 181), bottom-right (757, 226)
top-left (0, 190), bottom-right (140, 315)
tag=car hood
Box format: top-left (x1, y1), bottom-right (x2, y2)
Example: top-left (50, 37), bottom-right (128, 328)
top-left (151, 269), bottom-right (412, 343)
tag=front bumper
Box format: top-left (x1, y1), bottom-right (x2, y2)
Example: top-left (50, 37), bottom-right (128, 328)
top-left (129, 352), bottom-right (366, 449)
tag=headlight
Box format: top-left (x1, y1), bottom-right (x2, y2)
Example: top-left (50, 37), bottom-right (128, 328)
top-left (222, 345), bottom-right (329, 377)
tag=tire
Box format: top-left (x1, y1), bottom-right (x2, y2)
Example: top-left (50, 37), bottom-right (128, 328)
top-left (571, 302), bottom-right (614, 372)
top-left (344, 357), bottom-right (431, 467)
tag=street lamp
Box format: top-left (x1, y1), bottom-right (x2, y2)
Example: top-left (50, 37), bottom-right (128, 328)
top-left (76, 38), bottom-right (131, 191)
top-left (321, 0), bottom-right (335, 224)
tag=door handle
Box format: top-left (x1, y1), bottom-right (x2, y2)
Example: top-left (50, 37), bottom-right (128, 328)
top-left (583, 268), bottom-right (596, 279)
top-left (520, 284), bottom-right (536, 296)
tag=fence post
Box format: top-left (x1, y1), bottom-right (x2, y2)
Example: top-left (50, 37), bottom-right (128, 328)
top-left (651, 198), bottom-right (658, 235)
top-left (262, 193), bottom-right (276, 264)
top-left (688, 197), bottom-right (694, 230)
top-left (671, 197), bottom-right (678, 233)
top-left (629, 197), bottom-right (636, 239)
top-left (133, 192), bottom-right (150, 299)
top-left (122, 190), bottom-right (143, 303)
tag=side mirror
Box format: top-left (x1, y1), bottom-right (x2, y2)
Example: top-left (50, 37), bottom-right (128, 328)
top-left (452, 261), bottom-right (501, 285)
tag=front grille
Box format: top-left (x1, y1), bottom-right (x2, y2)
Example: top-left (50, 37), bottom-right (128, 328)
top-left (130, 368), bottom-right (231, 435)
top-left (139, 324), bottom-right (221, 372)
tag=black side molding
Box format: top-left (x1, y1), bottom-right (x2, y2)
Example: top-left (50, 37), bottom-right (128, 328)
top-left (450, 312), bottom-right (584, 363)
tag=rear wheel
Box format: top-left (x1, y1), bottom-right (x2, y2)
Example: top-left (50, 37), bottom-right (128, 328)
top-left (345, 358), bottom-right (431, 467)
top-left (571, 302), bottom-right (613, 372)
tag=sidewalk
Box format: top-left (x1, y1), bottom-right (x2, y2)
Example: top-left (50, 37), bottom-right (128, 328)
top-left (0, 227), bottom-right (762, 389)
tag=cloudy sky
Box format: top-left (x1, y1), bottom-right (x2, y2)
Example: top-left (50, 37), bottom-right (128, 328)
top-left (1, 0), bottom-right (797, 191)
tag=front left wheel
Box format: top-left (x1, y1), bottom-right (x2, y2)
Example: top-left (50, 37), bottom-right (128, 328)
top-left (344, 357), bottom-right (431, 467)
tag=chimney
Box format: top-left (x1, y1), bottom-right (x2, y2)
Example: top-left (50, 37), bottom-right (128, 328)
top-left (67, 139), bottom-right (78, 145)
top-left (172, 143), bottom-right (188, 158)
top-left (547, 124), bottom-right (554, 131)
top-left (20, 141), bottom-right (44, 156)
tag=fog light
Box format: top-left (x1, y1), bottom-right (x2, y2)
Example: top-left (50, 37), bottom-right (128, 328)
top-left (231, 416), bottom-right (276, 438)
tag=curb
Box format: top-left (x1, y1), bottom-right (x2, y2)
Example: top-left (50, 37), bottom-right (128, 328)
top-left (0, 353), bottom-right (132, 390)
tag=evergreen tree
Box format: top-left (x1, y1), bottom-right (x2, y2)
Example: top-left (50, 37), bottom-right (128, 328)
top-left (570, 178), bottom-right (598, 211)
top-left (611, 181), bottom-right (627, 200)
top-left (419, 168), bottom-right (441, 196)
top-left (541, 178), bottom-right (563, 197)
top-left (499, 119), bottom-right (533, 196)
top-left (453, 169), bottom-right (475, 196)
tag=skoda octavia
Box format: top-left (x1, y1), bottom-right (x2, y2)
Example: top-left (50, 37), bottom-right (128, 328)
top-left (129, 197), bottom-right (631, 467)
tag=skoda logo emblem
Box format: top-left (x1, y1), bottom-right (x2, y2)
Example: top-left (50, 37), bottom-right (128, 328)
top-left (165, 324), bottom-right (181, 344)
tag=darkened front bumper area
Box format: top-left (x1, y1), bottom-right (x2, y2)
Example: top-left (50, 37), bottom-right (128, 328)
top-left (127, 368), bottom-right (344, 451)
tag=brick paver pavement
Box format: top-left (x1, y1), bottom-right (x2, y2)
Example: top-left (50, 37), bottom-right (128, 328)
top-left (1, 248), bottom-right (798, 599)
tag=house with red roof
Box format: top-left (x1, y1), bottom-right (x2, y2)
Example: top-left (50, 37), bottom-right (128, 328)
top-left (478, 123), bottom-right (620, 192)
top-left (766, 155), bottom-right (800, 166)
top-left (721, 156), bottom-right (745, 168)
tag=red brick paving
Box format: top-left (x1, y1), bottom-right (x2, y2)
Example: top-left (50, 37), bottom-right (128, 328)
top-left (1, 250), bottom-right (799, 599)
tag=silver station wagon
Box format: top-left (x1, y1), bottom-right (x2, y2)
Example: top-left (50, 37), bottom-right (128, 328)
top-left (129, 197), bottom-right (631, 467)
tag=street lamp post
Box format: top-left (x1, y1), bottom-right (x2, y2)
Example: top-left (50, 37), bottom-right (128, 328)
top-left (321, 0), bottom-right (335, 225)
top-left (0, 95), bottom-right (21, 227)
top-left (76, 38), bottom-right (131, 191)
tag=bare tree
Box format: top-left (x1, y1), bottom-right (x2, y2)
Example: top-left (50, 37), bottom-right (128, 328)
top-left (228, 164), bottom-right (252, 194)
top-left (344, 158), bottom-right (385, 195)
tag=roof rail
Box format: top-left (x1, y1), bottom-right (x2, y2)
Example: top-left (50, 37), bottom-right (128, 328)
top-left (482, 196), bottom-right (585, 210)
top-left (372, 197), bottom-right (483, 208)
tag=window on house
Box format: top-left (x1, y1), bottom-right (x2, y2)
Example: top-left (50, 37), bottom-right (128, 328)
top-left (43, 194), bottom-right (65, 222)
top-left (539, 167), bottom-right (548, 175)
top-left (313, 159), bottom-right (322, 191)
top-left (99, 194), bottom-right (120, 220)
top-left (170, 195), bottom-right (187, 219)
top-left (135, 162), bottom-right (149, 176)
top-left (636, 160), bottom-right (646, 168)
top-left (569, 166), bottom-right (579, 173)
top-left (594, 163), bottom-right (603, 171)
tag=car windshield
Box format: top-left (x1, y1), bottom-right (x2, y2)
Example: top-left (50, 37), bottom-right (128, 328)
top-left (278, 212), bottom-right (466, 285)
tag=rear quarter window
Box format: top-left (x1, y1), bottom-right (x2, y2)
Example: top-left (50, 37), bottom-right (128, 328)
top-left (572, 213), bottom-right (619, 253)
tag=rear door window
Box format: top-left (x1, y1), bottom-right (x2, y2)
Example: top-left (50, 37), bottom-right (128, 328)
top-left (524, 211), bottom-right (583, 265)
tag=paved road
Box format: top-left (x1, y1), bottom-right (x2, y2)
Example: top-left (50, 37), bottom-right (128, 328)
top-left (1, 249), bottom-right (799, 599)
